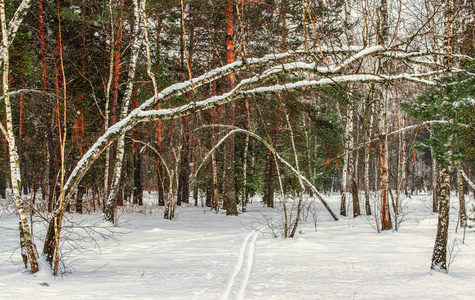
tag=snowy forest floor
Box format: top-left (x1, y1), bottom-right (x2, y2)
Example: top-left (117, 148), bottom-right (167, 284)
top-left (1, 193), bottom-right (474, 300)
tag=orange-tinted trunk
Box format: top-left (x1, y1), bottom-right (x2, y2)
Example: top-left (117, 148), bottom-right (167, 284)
top-left (110, 0), bottom-right (124, 126)
top-left (226, 1), bottom-right (235, 84)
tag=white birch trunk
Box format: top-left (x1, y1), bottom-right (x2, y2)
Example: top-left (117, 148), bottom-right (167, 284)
top-left (104, 0), bottom-right (142, 223)
top-left (431, 166), bottom-right (450, 272)
top-left (242, 101), bottom-right (251, 212)
top-left (364, 100), bottom-right (373, 215)
top-left (0, 0), bottom-right (38, 273)
top-left (340, 104), bottom-right (352, 216)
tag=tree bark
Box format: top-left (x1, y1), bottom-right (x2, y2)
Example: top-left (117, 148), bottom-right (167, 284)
top-left (431, 0), bottom-right (455, 272)
top-left (241, 101), bottom-right (251, 212)
top-left (457, 162), bottom-right (467, 228)
top-left (76, 183), bottom-right (85, 214)
top-left (104, 0), bottom-right (142, 223)
top-left (223, 0), bottom-right (237, 215)
top-left (177, 115), bottom-right (190, 205)
top-left (178, 2), bottom-right (195, 206)
top-left (377, 0), bottom-right (392, 230)
top-left (364, 98), bottom-right (373, 215)
top-left (0, 174), bottom-right (5, 199)
top-left (39, 0), bottom-right (57, 213)
top-left (133, 149), bottom-right (143, 206)
top-left (431, 143), bottom-right (439, 213)
top-left (133, 92), bottom-right (143, 206)
top-left (399, 116), bottom-right (407, 196)
top-left (156, 104), bottom-right (165, 206)
top-left (75, 0), bottom-right (87, 214)
top-left (263, 149), bottom-right (276, 208)
top-left (349, 99), bottom-right (360, 218)
top-left (340, 104), bottom-right (350, 216)
top-left (0, 0), bottom-right (38, 273)
top-left (379, 89), bottom-right (392, 231)
top-left (431, 166), bottom-right (450, 272)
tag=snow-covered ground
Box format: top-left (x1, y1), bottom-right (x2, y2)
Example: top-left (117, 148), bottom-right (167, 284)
top-left (1, 193), bottom-right (474, 299)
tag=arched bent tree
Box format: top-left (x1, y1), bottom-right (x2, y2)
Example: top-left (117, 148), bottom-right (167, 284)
top-left (42, 44), bottom-right (459, 273)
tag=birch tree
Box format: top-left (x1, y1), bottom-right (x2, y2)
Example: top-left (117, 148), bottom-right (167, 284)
top-left (0, 0), bottom-right (38, 273)
top-left (103, 0), bottom-right (143, 223)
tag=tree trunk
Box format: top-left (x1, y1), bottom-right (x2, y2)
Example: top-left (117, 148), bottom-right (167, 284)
top-left (109, 0), bottom-right (124, 128)
top-left (40, 0), bottom-right (57, 213)
top-left (104, 0), bottom-right (142, 222)
top-left (156, 105), bottom-right (165, 206)
top-left (364, 98), bottom-right (373, 215)
top-left (241, 101), bottom-right (251, 212)
top-left (376, 0), bottom-right (392, 230)
top-left (340, 101), bottom-right (353, 216)
top-left (0, 176), bottom-right (5, 199)
top-left (133, 148), bottom-right (143, 206)
top-left (177, 116), bottom-right (190, 206)
top-left (432, 148), bottom-right (439, 213)
top-left (76, 183), bottom-right (85, 214)
top-left (0, 0), bottom-right (38, 273)
top-left (431, 167), bottom-right (450, 272)
top-left (350, 99), bottom-right (360, 218)
top-left (132, 91), bottom-right (143, 206)
top-left (264, 149), bottom-right (276, 208)
top-left (400, 116), bottom-right (407, 196)
top-left (177, 5), bottom-right (193, 206)
top-left (211, 151), bottom-right (219, 211)
top-left (457, 162), bottom-right (467, 228)
top-left (223, 0), bottom-right (237, 215)
top-left (75, 0), bottom-right (86, 214)
top-left (379, 90), bottom-right (392, 231)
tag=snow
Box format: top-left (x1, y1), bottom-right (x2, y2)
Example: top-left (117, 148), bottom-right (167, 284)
top-left (1, 193), bottom-right (474, 299)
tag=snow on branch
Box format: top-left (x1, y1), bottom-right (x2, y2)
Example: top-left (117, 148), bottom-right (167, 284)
top-left (242, 71), bottom-right (445, 95)
top-left (61, 46), bottom-right (458, 205)
top-left (0, 89), bottom-right (52, 100)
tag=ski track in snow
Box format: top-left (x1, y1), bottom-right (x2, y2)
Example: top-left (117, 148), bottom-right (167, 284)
top-left (220, 226), bottom-right (263, 300)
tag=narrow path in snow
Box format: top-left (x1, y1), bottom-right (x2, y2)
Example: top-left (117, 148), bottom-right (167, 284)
top-left (220, 226), bottom-right (262, 300)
